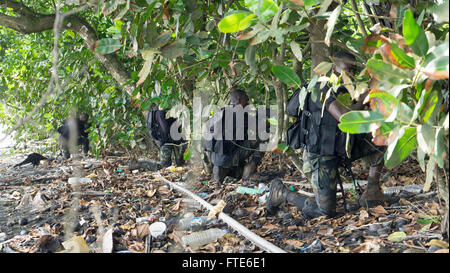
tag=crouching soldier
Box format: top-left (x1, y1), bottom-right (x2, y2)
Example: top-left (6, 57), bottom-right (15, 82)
top-left (267, 52), bottom-right (387, 219)
top-left (129, 104), bottom-right (187, 171)
top-left (203, 89), bottom-right (265, 183)
top-left (57, 113), bottom-right (90, 159)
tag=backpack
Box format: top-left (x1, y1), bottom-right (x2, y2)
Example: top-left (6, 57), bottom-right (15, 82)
top-left (286, 85), bottom-right (353, 158)
top-left (147, 109), bottom-right (169, 146)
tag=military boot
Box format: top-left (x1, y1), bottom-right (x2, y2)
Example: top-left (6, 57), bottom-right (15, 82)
top-left (242, 161), bottom-right (257, 180)
top-left (267, 179), bottom-right (310, 215)
top-left (159, 144), bottom-right (173, 167)
top-left (359, 177), bottom-right (386, 208)
top-left (266, 179), bottom-right (290, 215)
top-left (213, 165), bottom-right (228, 183)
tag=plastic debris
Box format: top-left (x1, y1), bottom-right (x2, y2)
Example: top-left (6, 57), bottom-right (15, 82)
top-left (236, 186), bottom-right (265, 195)
top-left (199, 192), bottom-right (208, 198)
top-left (68, 177), bottom-right (92, 185)
top-left (208, 200), bottom-right (226, 218)
top-left (149, 222), bottom-right (166, 237)
top-left (181, 228), bottom-right (227, 248)
top-left (258, 183), bottom-right (270, 192)
top-left (258, 192), bottom-right (269, 204)
top-left (102, 229), bottom-right (114, 253)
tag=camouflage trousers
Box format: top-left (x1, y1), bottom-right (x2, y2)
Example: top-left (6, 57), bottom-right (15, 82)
top-left (160, 142), bottom-right (187, 167)
top-left (203, 140), bottom-right (264, 176)
top-left (301, 138), bottom-right (385, 217)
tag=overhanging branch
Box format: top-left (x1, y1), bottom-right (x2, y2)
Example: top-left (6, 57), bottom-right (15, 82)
top-left (0, 0), bottom-right (135, 96)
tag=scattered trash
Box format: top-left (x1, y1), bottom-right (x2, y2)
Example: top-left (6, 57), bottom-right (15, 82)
top-left (116, 169), bottom-right (123, 173)
top-left (299, 239), bottom-right (319, 252)
top-left (149, 222), bottom-right (166, 238)
top-left (181, 228), bottom-right (227, 248)
top-left (68, 177), bottom-right (92, 185)
top-left (236, 186), bottom-right (264, 195)
top-left (289, 186), bottom-right (295, 192)
top-left (199, 192), bottom-right (208, 198)
top-left (132, 169), bottom-right (139, 174)
top-left (208, 200), bottom-right (226, 218)
top-left (102, 229), bottom-right (114, 253)
top-left (258, 192), bottom-right (269, 204)
top-left (258, 183), bottom-right (269, 192)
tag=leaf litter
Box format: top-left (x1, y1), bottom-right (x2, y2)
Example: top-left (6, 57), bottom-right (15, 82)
top-left (0, 151), bottom-right (448, 253)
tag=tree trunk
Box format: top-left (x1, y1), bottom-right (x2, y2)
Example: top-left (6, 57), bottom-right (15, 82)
top-left (308, 19), bottom-right (330, 78)
top-left (272, 43), bottom-right (287, 142)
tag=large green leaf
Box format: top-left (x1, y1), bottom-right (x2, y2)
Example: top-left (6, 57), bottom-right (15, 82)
top-left (368, 90), bottom-right (398, 118)
top-left (423, 42), bottom-right (449, 79)
top-left (367, 59), bottom-right (410, 85)
top-left (137, 48), bottom-right (158, 86)
top-left (271, 65), bottom-right (301, 88)
top-left (94, 38), bottom-right (121, 54)
top-left (390, 43), bottom-right (415, 69)
top-left (385, 127), bottom-right (417, 168)
top-left (245, 0), bottom-right (279, 21)
top-left (290, 41), bottom-right (303, 62)
top-left (218, 12), bottom-right (256, 33)
top-left (403, 10), bottom-right (429, 56)
top-left (338, 111), bottom-right (386, 134)
top-left (417, 123), bottom-right (435, 154)
top-left (434, 128), bottom-right (446, 168)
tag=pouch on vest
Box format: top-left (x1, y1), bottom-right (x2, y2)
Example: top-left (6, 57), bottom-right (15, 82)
top-left (287, 88), bottom-right (301, 117)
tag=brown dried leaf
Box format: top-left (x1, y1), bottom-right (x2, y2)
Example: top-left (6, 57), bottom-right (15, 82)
top-left (135, 222), bottom-right (150, 239)
top-left (424, 71), bottom-right (449, 80)
top-left (284, 239), bottom-right (304, 248)
top-left (146, 189), bottom-right (157, 198)
top-left (370, 205), bottom-right (388, 215)
top-left (359, 209), bottom-right (369, 221)
top-left (172, 199), bottom-right (182, 211)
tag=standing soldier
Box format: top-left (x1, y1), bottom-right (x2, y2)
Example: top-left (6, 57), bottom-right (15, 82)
top-left (129, 104), bottom-right (187, 171)
top-left (57, 113), bottom-right (90, 159)
top-left (267, 52), bottom-right (387, 219)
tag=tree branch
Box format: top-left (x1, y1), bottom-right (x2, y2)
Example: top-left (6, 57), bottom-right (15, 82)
top-left (350, 0), bottom-right (368, 38)
top-left (0, 0), bottom-right (134, 96)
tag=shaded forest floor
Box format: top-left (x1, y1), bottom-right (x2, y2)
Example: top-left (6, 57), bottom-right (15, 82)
top-left (0, 145), bottom-right (448, 253)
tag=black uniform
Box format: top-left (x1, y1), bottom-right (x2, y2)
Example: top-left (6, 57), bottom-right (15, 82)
top-left (57, 117), bottom-right (90, 158)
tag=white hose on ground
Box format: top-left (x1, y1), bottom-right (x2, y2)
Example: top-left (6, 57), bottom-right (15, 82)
top-left (156, 172), bottom-right (287, 253)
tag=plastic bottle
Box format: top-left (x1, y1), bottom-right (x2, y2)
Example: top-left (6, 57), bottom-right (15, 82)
top-left (177, 215), bottom-right (216, 231)
top-left (181, 228), bottom-right (227, 248)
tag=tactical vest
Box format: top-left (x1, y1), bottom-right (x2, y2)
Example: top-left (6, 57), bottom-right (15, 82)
top-left (147, 109), bottom-right (178, 147)
top-left (286, 85), bottom-right (352, 158)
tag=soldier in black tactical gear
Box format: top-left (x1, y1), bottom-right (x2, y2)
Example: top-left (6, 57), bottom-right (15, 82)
top-left (57, 113), bottom-right (90, 159)
top-left (129, 105), bottom-right (187, 172)
top-left (267, 52), bottom-right (387, 219)
top-left (203, 89), bottom-right (264, 183)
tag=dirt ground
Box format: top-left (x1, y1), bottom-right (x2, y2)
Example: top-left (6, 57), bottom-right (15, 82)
top-left (0, 145), bottom-right (448, 253)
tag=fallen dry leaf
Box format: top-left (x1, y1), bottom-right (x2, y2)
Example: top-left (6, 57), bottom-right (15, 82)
top-left (426, 239), bottom-right (449, 249)
top-left (370, 205), bottom-right (388, 215)
top-left (172, 199), bottom-right (182, 211)
top-left (146, 189), bottom-right (157, 198)
top-left (284, 239), bottom-right (304, 248)
top-left (359, 210), bottom-right (369, 221)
